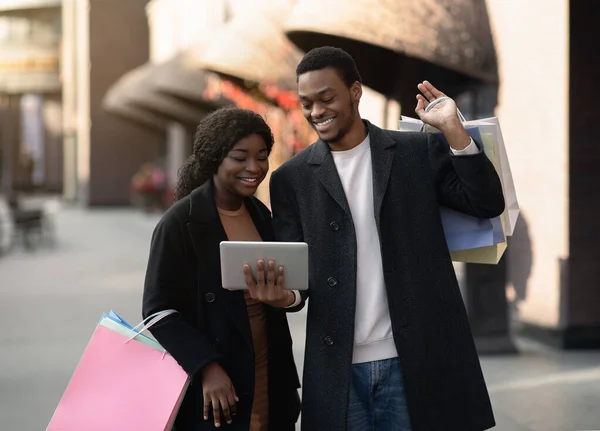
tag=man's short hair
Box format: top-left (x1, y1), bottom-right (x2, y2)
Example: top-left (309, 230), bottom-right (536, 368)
top-left (296, 46), bottom-right (362, 88)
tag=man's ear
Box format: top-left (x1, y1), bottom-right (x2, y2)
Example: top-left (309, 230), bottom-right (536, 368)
top-left (351, 82), bottom-right (362, 103)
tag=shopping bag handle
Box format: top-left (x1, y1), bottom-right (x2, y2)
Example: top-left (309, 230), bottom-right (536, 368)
top-left (126, 309), bottom-right (178, 344)
top-left (419, 96), bottom-right (466, 132)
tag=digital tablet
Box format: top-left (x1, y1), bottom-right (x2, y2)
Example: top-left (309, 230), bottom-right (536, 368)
top-left (219, 241), bottom-right (309, 291)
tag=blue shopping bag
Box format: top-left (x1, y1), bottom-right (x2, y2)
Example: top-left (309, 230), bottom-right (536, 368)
top-left (434, 126), bottom-right (505, 251)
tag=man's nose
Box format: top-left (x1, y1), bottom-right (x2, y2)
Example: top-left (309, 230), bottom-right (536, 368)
top-left (311, 103), bottom-right (326, 119)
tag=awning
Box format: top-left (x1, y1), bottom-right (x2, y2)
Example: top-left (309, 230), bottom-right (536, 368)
top-left (0, 0), bottom-right (61, 12)
top-left (102, 82), bottom-right (169, 132)
top-left (201, 5), bottom-right (303, 91)
top-left (284, 0), bottom-right (497, 105)
top-left (103, 56), bottom-right (230, 129)
top-left (149, 49), bottom-right (232, 108)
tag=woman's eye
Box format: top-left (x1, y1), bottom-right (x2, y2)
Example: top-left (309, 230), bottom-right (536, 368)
top-left (231, 157), bottom-right (246, 162)
top-left (257, 157), bottom-right (268, 162)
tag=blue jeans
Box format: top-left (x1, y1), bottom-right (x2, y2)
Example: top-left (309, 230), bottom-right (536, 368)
top-left (346, 357), bottom-right (412, 431)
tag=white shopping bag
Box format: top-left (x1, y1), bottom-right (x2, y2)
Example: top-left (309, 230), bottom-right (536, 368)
top-left (399, 110), bottom-right (519, 236)
top-left (467, 117), bottom-right (519, 235)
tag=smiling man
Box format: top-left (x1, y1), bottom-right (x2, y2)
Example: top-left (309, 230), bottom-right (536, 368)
top-left (269, 46), bottom-right (505, 431)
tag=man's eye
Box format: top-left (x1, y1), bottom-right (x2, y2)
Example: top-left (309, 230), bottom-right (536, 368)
top-left (323, 98), bottom-right (334, 104)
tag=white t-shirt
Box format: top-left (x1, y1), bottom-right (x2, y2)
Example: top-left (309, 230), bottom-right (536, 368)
top-left (331, 134), bottom-right (397, 364)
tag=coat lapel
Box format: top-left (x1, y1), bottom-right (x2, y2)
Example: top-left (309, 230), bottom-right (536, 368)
top-left (307, 140), bottom-right (351, 216)
top-left (367, 122), bottom-right (396, 226)
top-left (306, 122), bottom-right (396, 223)
top-left (186, 180), bottom-right (252, 347)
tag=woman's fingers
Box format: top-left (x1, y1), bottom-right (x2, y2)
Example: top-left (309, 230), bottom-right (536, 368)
top-left (211, 395), bottom-right (221, 428)
top-left (203, 395), bottom-right (210, 421)
top-left (219, 393), bottom-right (233, 425)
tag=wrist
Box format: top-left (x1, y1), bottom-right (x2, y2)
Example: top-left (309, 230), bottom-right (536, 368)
top-left (275, 290), bottom-right (294, 308)
top-left (437, 117), bottom-right (463, 134)
top-left (440, 122), bottom-right (470, 151)
top-left (201, 361), bottom-right (220, 378)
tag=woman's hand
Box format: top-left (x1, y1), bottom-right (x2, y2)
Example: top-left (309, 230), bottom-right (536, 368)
top-left (201, 362), bottom-right (238, 428)
top-left (244, 259), bottom-right (295, 308)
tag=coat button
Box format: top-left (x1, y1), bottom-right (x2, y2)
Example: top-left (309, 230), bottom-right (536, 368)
top-left (329, 221), bottom-right (339, 231)
top-left (327, 277), bottom-right (337, 287)
top-left (324, 336), bottom-right (334, 346)
top-left (205, 292), bottom-right (215, 303)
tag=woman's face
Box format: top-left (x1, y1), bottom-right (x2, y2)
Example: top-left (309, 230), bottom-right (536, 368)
top-left (214, 133), bottom-right (270, 199)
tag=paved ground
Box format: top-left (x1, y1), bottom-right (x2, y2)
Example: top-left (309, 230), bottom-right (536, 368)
top-left (0, 205), bottom-right (598, 431)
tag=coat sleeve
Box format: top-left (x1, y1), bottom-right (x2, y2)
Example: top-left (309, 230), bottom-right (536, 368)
top-left (142, 214), bottom-right (220, 379)
top-left (269, 168), bottom-right (308, 312)
top-left (428, 133), bottom-right (505, 219)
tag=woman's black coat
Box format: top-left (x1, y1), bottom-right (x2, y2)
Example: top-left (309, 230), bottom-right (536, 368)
top-left (142, 179), bottom-right (301, 430)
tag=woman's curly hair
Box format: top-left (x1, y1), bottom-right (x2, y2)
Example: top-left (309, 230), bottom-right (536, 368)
top-left (174, 107), bottom-right (274, 201)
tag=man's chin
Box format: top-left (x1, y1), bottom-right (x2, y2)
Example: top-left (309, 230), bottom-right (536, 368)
top-left (317, 129), bottom-right (340, 143)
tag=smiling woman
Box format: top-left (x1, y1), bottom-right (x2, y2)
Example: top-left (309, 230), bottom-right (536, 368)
top-left (174, 107), bottom-right (274, 202)
top-left (213, 134), bottom-right (270, 210)
top-left (143, 106), bottom-right (301, 431)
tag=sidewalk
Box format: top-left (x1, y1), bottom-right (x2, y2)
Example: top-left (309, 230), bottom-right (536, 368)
top-left (483, 339), bottom-right (600, 431)
top-left (0, 206), bottom-right (598, 431)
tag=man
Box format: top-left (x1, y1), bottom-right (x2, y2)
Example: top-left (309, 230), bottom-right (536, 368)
top-left (269, 47), bottom-right (504, 430)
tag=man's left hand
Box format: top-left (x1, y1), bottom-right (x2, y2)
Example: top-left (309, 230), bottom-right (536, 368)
top-left (415, 80), bottom-right (471, 151)
top-left (415, 81), bottom-right (461, 131)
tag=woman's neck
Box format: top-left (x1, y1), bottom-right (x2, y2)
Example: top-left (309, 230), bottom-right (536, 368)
top-left (213, 181), bottom-right (243, 211)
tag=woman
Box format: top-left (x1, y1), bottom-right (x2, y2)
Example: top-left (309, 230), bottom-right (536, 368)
top-left (142, 108), bottom-right (301, 430)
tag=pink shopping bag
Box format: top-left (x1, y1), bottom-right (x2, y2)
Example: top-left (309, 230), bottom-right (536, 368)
top-left (47, 310), bottom-right (188, 431)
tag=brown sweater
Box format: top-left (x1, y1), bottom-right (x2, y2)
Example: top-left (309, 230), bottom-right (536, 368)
top-left (217, 203), bottom-right (269, 431)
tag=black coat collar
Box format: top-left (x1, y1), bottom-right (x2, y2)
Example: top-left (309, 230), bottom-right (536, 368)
top-left (305, 119), bottom-right (396, 225)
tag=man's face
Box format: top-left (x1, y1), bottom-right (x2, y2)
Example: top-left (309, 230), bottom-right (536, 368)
top-left (298, 68), bottom-right (361, 143)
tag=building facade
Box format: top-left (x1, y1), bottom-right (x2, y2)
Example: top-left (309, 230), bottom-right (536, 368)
top-left (486, 0), bottom-right (600, 347)
top-left (61, 0), bottom-right (163, 205)
top-left (0, 0), bottom-right (62, 194)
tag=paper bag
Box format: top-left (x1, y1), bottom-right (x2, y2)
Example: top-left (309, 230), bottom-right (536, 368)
top-left (46, 310), bottom-right (189, 431)
top-left (462, 117), bottom-right (519, 235)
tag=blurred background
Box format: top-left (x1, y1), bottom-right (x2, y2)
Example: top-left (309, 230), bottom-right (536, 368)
top-left (0, 0), bottom-right (599, 430)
